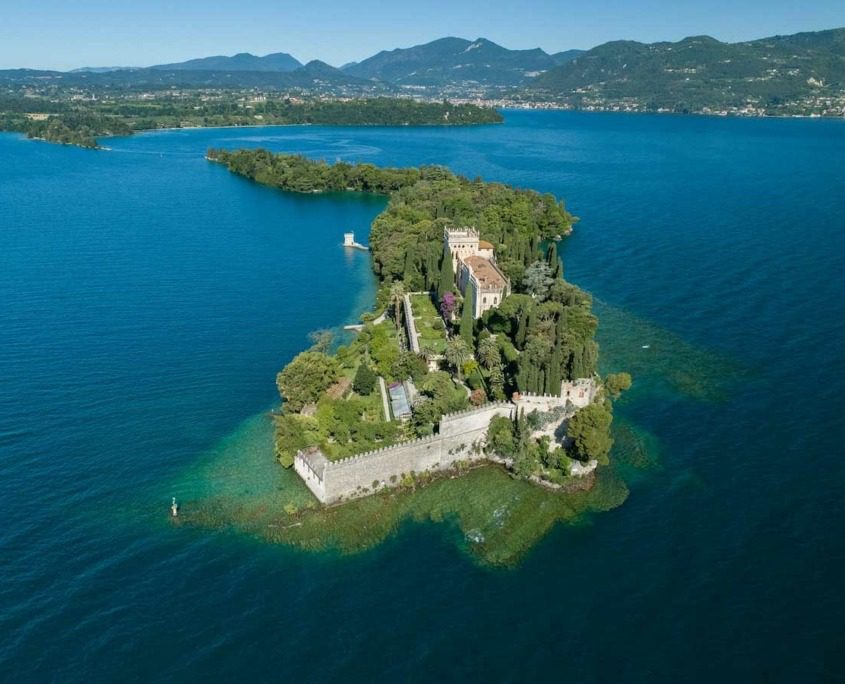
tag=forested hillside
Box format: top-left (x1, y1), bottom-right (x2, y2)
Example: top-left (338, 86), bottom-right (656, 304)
top-left (530, 28), bottom-right (845, 114)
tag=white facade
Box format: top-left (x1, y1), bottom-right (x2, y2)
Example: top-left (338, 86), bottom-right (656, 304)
top-left (444, 227), bottom-right (510, 319)
top-left (444, 226), bottom-right (480, 272)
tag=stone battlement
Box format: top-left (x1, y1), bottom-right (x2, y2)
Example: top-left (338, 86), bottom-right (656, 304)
top-left (324, 401), bottom-right (513, 467)
top-left (443, 225), bottom-right (479, 240)
top-left (328, 432), bottom-right (443, 467)
top-left (292, 381), bottom-right (598, 505)
top-left (293, 400), bottom-right (514, 504)
top-left (440, 401), bottom-right (512, 421)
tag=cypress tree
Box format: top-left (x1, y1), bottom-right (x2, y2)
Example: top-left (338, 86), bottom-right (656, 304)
top-left (546, 241), bottom-right (563, 280)
top-left (403, 248), bottom-right (416, 284)
top-left (528, 234), bottom-right (540, 264)
top-left (546, 241), bottom-right (557, 268)
top-left (571, 345), bottom-right (584, 380)
top-left (460, 288), bottom-right (475, 345)
top-left (426, 248), bottom-right (439, 290)
top-left (515, 308), bottom-right (528, 350)
top-left (522, 237), bottom-right (532, 267)
top-left (438, 251), bottom-right (454, 300)
top-left (548, 349), bottom-right (562, 395)
top-left (548, 318), bottom-right (564, 395)
top-left (525, 307), bottom-right (537, 339)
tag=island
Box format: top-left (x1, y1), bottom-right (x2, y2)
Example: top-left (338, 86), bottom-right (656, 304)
top-left (208, 148), bottom-right (631, 505)
top-left (0, 95), bottom-right (503, 149)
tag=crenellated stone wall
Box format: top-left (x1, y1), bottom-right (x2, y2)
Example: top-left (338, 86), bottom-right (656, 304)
top-left (293, 382), bottom-right (598, 505)
top-left (294, 402), bottom-right (514, 504)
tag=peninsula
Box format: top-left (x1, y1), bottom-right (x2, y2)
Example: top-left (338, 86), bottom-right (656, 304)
top-left (0, 95), bottom-right (502, 149)
top-left (208, 149), bottom-right (630, 504)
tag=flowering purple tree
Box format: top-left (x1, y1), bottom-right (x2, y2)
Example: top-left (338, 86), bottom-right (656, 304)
top-left (440, 291), bottom-right (456, 320)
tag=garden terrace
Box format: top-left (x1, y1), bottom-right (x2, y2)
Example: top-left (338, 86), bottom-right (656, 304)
top-left (408, 293), bottom-right (448, 355)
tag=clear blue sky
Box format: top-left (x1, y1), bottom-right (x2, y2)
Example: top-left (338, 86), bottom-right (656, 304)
top-left (1, 0), bottom-right (843, 70)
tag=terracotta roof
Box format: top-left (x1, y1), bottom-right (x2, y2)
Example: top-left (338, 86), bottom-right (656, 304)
top-left (464, 256), bottom-right (507, 289)
top-left (478, 240), bottom-right (494, 250)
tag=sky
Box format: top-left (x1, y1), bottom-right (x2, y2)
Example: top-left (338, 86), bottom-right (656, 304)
top-left (1, 0), bottom-right (843, 71)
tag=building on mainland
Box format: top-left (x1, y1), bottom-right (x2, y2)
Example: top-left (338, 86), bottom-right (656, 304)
top-left (444, 227), bottom-right (510, 318)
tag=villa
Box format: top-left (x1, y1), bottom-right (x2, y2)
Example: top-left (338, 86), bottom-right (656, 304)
top-left (444, 227), bottom-right (510, 318)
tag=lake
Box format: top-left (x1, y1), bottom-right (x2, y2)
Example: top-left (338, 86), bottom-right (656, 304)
top-left (1, 111), bottom-right (844, 681)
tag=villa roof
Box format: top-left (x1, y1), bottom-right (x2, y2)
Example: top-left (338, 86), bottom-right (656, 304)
top-left (478, 240), bottom-right (494, 250)
top-left (463, 256), bottom-right (507, 290)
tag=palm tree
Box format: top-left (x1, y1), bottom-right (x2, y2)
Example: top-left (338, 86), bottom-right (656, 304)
top-left (445, 338), bottom-right (472, 379)
top-left (477, 336), bottom-right (501, 371)
top-left (420, 344), bottom-right (438, 364)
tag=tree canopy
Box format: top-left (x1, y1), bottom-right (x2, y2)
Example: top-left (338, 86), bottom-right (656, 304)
top-left (566, 402), bottom-right (614, 465)
top-left (276, 351), bottom-right (340, 412)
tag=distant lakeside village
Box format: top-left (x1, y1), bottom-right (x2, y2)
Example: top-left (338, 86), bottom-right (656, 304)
top-left (207, 148), bottom-right (631, 508)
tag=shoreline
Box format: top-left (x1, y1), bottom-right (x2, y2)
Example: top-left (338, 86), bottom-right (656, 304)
top-left (84, 112), bottom-right (845, 148)
top-left (133, 119), bottom-right (505, 135)
top-left (6, 108), bottom-right (841, 152)
top-left (131, 111), bottom-right (845, 141)
top-left (499, 105), bottom-right (845, 121)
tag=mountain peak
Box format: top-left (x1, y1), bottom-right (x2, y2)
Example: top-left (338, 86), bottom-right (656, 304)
top-left (343, 35), bottom-right (561, 87)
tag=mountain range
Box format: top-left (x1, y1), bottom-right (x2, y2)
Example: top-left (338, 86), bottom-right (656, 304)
top-left (58, 37), bottom-right (582, 90)
top-left (0, 60), bottom-right (383, 92)
top-left (3, 28), bottom-right (844, 112)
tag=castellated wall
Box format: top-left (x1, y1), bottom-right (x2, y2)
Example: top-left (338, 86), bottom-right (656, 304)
top-left (296, 403), bottom-right (513, 505)
top-left (293, 385), bottom-right (597, 505)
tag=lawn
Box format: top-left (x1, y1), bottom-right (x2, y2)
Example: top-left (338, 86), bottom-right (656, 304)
top-left (410, 293), bottom-right (448, 354)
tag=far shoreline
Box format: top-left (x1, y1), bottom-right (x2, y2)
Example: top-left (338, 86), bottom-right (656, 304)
top-left (114, 110), bottom-right (845, 145)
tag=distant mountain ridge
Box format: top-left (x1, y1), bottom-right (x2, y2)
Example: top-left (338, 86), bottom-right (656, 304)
top-left (343, 37), bottom-right (581, 86)
top-left (4, 27), bottom-right (843, 115)
top-left (70, 66), bottom-right (139, 73)
top-left (0, 62), bottom-right (383, 92)
top-left (531, 28), bottom-right (845, 111)
top-left (151, 52), bottom-right (302, 72)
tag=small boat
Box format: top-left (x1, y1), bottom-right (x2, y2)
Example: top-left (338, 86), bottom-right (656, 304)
top-left (641, 344), bottom-right (650, 349)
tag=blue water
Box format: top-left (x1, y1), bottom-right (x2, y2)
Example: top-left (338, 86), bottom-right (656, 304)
top-left (1, 112), bottom-right (844, 681)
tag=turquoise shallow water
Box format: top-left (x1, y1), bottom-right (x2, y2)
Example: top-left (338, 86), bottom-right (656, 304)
top-left (1, 112), bottom-right (845, 681)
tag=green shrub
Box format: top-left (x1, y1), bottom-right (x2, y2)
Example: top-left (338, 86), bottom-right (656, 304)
top-left (353, 363), bottom-right (377, 395)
